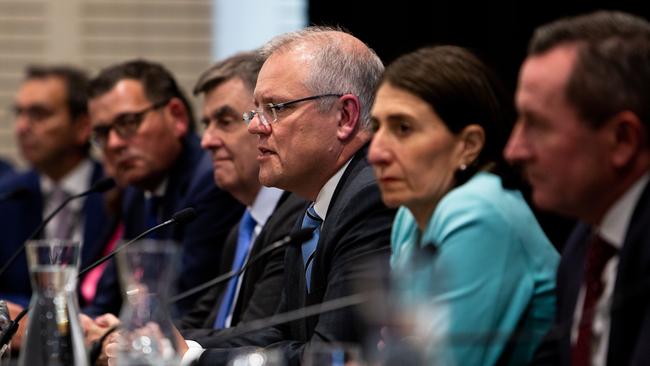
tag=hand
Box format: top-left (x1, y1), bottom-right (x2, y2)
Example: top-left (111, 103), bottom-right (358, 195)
top-left (80, 313), bottom-right (120, 347)
top-left (80, 313), bottom-right (121, 366)
top-left (173, 324), bottom-right (189, 357)
top-left (103, 329), bottom-right (122, 366)
top-left (6, 301), bottom-right (27, 350)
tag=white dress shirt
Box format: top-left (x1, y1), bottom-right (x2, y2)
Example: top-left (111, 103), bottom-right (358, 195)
top-left (571, 172), bottom-right (649, 366)
top-left (40, 158), bottom-right (93, 242)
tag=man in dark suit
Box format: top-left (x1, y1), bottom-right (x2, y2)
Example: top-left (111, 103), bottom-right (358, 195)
top-left (85, 60), bottom-right (243, 318)
top-left (178, 51), bottom-right (306, 336)
top-left (0, 65), bottom-right (112, 348)
top-left (504, 11), bottom-right (650, 366)
top-left (175, 27), bottom-right (394, 366)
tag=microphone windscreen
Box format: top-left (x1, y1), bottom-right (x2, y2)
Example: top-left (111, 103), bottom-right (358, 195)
top-left (291, 228), bottom-right (313, 243)
top-left (172, 208), bottom-right (197, 224)
top-left (89, 177), bottom-right (116, 193)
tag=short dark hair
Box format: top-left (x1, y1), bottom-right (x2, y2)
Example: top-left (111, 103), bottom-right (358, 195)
top-left (381, 45), bottom-right (516, 186)
top-left (25, 65), bottom-right (89, 121)
top-left (88, 59), bottom-right (196, 131)
top-left (193, 51), bottom-right (264, 96)
top-left (529, 11), bottom-right (650, 130)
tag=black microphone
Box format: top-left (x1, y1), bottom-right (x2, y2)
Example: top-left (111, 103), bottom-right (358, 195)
top-left (77, 207), bottom-right (197, 277)
top-left (0, 187), bottom-right (30, 202)
top-left (0, 177), bottom-right (116, 277)
top-left (168, 228), bottom-right (313, 303)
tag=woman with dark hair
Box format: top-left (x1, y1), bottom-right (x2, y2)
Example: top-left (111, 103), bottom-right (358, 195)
top-left (369, 45), bottom-right (559, 365)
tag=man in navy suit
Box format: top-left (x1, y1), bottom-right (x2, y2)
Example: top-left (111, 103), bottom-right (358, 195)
top-left (0, 65), bottom-right (112, 348)
top-left (176, 27), bottom-right (394, 366)
top-left (85, 60), bottom-right (243, 318)
top-left (504, 11), bottom-right (650, 366)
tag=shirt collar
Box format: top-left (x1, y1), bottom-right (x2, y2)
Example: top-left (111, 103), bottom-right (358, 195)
top-left (40, 158), bottom-right (93, 197)
top-left (312, 159), bottom-right (352, 220)
top-left (598, 172), bottom-right (650, 249)
top-left (249, 186), bottom-right (284, 227)
top-left (144, 178), bottom-right (168, 199)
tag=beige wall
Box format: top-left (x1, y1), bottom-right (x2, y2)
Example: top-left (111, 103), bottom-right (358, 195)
top-left (0, 0), bottom-right (214, 168)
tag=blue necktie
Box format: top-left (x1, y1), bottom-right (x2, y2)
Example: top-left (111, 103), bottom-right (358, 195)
top-left (300, 204), bottom-right (322, 293)
top-left (144, 195), bottom-right (160, 239)
top-left (214, 210), bottom-right (257, 328)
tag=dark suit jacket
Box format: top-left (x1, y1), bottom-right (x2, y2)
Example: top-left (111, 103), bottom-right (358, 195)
top-left (86, 134), bottom-right (244, 317)
top-left (197, 145), bottom-right (395, 366)
top-left (179, 192), bottom-right (307, 337)
top-left (0, 161), bottom-right (111, 308)
top-left (533, 181), bottom-right (650, 366)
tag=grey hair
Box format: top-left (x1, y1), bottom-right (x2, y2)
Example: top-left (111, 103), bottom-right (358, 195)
top-left (259, 26), bottom-right (384, 130)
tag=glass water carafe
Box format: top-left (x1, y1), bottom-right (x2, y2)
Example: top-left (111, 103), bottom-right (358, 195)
top-left (19, 240), bottom-right (87, 366)
top-left (115, 240), bottom-right (179, 366)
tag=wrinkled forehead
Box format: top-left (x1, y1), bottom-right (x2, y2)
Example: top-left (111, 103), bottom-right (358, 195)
top-left (254, 49), bottom-right (315, 100)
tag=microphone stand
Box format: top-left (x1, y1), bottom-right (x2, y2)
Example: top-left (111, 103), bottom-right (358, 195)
top-left (168, 228), bottom-right (313, 304)
top-left (0, 178), bottom-right (116, 277)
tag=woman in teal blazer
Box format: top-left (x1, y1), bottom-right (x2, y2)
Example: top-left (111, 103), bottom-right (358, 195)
top-left (368, 46), bottom-right (559, 365)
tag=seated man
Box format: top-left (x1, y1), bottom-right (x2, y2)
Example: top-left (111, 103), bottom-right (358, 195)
top-left (0, 65), bottom-right (115, 350)
top-left (86, 59), bottom-right (243, 318)
top-left (175, 26), bottom-right (395, 366)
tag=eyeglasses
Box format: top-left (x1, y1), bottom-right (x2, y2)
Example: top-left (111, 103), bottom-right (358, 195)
top-left (91, 99), bottom-right (169, 148)
top-left (242, 93), bottom-right (342, 126)
top-left (12, 104), bottom-right (56, 122)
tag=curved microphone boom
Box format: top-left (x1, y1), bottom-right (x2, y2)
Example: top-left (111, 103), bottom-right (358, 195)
top-left (168, 228), bottom-right (313, 303)
top-left (0, 177), bottom-right (116, 278)
top-left (78, 207), bottom-right (197, 277)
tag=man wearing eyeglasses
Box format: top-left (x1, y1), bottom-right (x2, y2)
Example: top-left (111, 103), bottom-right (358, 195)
top-left (84, 59), bottom-right (243, 318)
top-left (179, 27), bottom-right (395, 366)
top-left (0, 65), bottom-right (113, 348)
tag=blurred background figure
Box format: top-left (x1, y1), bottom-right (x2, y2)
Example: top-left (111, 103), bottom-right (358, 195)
top-left (85, 59), bottom-right (243, 318)
top-left (180, 50), bottom-right (306, 337)
top-left (505, 11), bottom-right (650, 366)
top-left (0, 65), bottom-right (113, 349)
top-left (0, 159), bottom-right (14, 181)
top-left (368, 45), bottom-right (559, 365)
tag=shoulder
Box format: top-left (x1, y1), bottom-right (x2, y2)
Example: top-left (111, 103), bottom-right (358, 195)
top-left (430, 173), bottom-right (528, 237)
top-left (0, 169), bottom-right (39, 197)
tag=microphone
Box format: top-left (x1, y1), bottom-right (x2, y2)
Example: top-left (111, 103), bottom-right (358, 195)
top-left (168, 228), bottom-right (313, 303)
top-left (0, 187), bottom-right (30, 202)
top-left (0, 177), bottom-right (116, 277)
top-left (77, 207), bottom-right (197, 277)
top-left (206, 292), bottom-right (369, 342)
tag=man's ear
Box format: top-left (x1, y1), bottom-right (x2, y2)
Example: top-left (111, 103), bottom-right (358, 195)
top-left (457, 124), bottom-right (485, 166)
top-left (166, 97), bottom-right (189, 138)
top-left (608, 111), bottom-right (646, 169)
top-left (336, 94), bottom-right (361, 141)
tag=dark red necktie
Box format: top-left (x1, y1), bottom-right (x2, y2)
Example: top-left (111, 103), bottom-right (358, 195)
top-left (571, 232), bottom-right (618, 366)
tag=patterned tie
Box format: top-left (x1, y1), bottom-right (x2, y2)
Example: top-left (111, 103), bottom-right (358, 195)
top-left (143, 195), bottom-right (161, 239)
top-left (213, 210), bottom-right (257, 328)
top-left (300, 204), bottom-right (322, 293)
top-left (50, 185), bottom-right (72, 239)
top-left (572, 232), bottom-right (618, 366)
